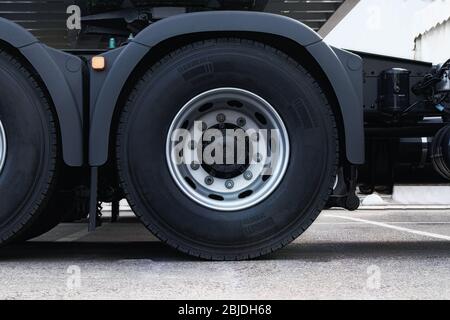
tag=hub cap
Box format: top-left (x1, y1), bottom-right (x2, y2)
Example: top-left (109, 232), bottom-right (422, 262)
top-left (0, 119), bottom-right (6, 175)
top-left (166, 88), bottom-right (290, 211)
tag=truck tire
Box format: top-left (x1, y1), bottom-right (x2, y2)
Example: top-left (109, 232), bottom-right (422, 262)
top-left (15, 193), bottom-right (67, 241)
top-left (0, 49), bottom-right (59, 244)
top-left (116, 39), bottom-right (338, 260)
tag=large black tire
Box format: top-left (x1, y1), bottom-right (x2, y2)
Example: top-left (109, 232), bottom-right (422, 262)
top-left (17, 167), bottom-right (85, 241)
top-left (0, 49), bottom-right (59, 244)
top-left (16, 192), bottom-right (72, 241)
top-left (116, 39), bottom-right (338, 260)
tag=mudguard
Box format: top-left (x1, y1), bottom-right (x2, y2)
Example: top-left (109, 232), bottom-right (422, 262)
top-left (0, 18), bottom-right (84, 166)
top-left (89, 11), bottom-right (364, 166)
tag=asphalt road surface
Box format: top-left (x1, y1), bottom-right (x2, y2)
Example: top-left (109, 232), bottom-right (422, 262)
top-left (0, 209), bottom-right (450, 300)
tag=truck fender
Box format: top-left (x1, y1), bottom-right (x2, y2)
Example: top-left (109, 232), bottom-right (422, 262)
top-left (89, 11), bottom-right (364, 166)
top-left (0, 18), bottom-right (84, 166)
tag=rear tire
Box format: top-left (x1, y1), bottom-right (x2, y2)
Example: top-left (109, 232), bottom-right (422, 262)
top-left (0, 49), bottom-right (59, 244)
top-left (16, 193), bottom-right (69, 241)
top-left (116, 39), bottom-right (338, 260)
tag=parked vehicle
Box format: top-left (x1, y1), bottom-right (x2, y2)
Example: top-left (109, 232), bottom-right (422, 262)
top-left (0, 3), bottom-right (448, 260)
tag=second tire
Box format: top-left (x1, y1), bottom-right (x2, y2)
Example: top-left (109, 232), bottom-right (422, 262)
top-left (116, 39), bottom-right (338, 260)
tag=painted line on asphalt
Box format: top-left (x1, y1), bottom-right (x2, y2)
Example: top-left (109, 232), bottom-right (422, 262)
top-left (55, 228), bottom-right (90, 242)
top-left (317, 222), bottom-right (450, 225)
top-left (325, 214), bottom-right (450, 241)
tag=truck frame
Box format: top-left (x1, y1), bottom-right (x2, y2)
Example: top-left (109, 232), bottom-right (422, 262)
top-left (0, 5), bottom-right (448, 260)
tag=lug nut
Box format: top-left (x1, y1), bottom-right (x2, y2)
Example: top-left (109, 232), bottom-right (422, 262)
top-left (205, 176), bottom-right (214, 185)
top-left (237, 117), bottom-right (246, 127)
top-left (225, 180), bottom-right (234, 189)
top-left (190, 162), bottom-right (200, 170)
top-left (217, 113), bottom-right (226, 123)
top-left (244, 171), bottom-right (253, 181)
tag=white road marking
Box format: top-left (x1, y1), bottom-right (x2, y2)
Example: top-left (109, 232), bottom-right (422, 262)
top-left (325, 214), bottom-right (450, 241)
top-left (317, 222), bottom-right (450, 225)
top-left (55, 228), bottom-right (90, 242)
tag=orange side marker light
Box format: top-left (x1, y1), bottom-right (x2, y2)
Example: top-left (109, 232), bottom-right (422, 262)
top-left (92, 56), bottom-right (106, 71)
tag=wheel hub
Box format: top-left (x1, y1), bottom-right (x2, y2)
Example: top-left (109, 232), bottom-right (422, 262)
top-left (166, 88), bottom-right (290, 211)
top-left (0, 119), bottom-right (6, 176)
top-left (200, 123), bottom-right (251, 179)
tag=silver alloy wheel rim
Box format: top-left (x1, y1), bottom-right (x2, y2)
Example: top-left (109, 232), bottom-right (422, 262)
top-left (0, 119), bottom-right (6, 176)
top-left (166, 88), bottom-right (290, 211)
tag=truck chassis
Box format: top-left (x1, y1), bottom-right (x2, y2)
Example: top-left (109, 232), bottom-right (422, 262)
top-left (0, 8), bottom-right (448, 260)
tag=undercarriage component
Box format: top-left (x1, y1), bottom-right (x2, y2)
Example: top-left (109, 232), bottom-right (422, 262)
top-left (359, 129), bottom-right (448, 190)
top-left (77, 0), bottom-right (269, 47)
top-left (431, 125), bottom-right (450, 180)
top-left (357, 51), bottom-right (450, 193)
top-left (89, 167), bottom-right (99, 231)
top-left (327, 166), bottom-right (360, 211)
top-left (379, 68), bottom-right (410, 116)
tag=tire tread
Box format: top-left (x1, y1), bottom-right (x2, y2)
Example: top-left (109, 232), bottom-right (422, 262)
top-left (0, 48), bottom-right (59, 244)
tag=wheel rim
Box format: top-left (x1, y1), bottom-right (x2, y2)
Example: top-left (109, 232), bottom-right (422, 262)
top-left (0, 119), bottom-right (6, 176)
top-left (166, 88), bottom-right (290, 211)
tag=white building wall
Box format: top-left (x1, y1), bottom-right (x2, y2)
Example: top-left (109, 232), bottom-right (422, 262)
top-left (415, 19), bottom-right (450, 64)
top-left (325, 0), bottom-right (450, 60)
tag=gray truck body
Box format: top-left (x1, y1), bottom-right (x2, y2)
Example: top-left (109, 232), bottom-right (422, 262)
top-left (0, 12), bottom-right (365, 168)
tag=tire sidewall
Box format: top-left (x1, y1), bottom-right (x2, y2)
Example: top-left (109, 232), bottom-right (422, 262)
top-left (0, 54), bottom-right (55, 240)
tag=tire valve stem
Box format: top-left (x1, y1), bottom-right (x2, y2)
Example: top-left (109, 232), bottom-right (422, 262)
top-left (225, 180), bottom-right (234, 189)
